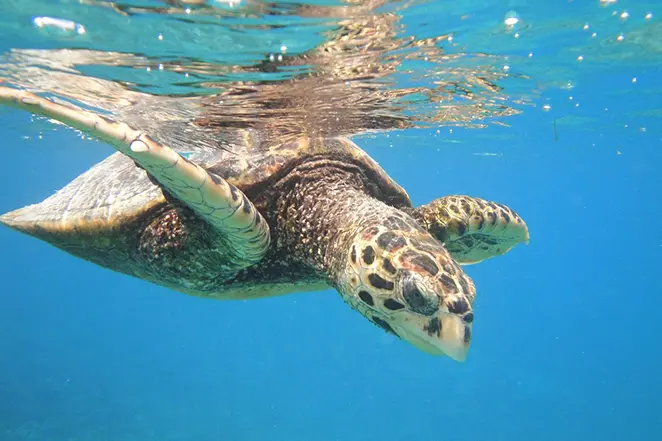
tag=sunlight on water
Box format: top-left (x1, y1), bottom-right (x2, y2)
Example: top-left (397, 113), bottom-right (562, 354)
top-left (0, 0), bottom-right (659, 145)
top-left (33, 16), bottom-right (86, 36)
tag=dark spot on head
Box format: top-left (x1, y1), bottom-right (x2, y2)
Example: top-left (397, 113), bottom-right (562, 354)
top-left (402, 275), bottom-right (439, 316)
top-left (463, 325), bottom-right (471, 344)
top-left (350, 246), bottom-right (357, 264)
top-left (229, 185), bottom-right (240, 202)
top-left (457, 275), bottom-right (471, 294)
top-left (368, 273), bottom-right (394, 290)
top-left (410, 254), bottom-right (439, 276)
top-left (376, 232), bottom-right (407, 251)
top-left (450, 204), bottom-right (460, 214)
top-left (442, 262), bottom-right (457, 276)
top-left (358, 290), bottom-right (374, 306)
top-left (447, 298), bottom-right (469, 314)
top-left (487, 211), bottom-right (497, 225)
top-left (383, 298), bottom-right (405, 311)
top-left (463, 312), bottom-right (474, 324)
top-left (438, 274), bottom-right (459, 294)
top-left (362, 246), bottom-right (375, 265)
top-left (424, 317), bottom-right (442, 337)
top-left (241, 194), bottom-right (252, 214)
top-left (382, 258), bottom-right (397, 274)
top-left (372, 316), bottom-right (398, 337)
top-left (501, 211), bottom-right (511, 223)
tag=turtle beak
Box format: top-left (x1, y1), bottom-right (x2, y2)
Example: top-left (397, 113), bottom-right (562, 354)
top-left (405, 313), bottom-right (471, 362)
top-left (438, 313), bottom-right (471, 362)
top-left (437, 320), bottom-right (470, 362)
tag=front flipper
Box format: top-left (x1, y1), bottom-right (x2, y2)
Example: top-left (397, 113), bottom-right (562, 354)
top-left (408, 195), bottom-right (529, 265)
top-left (0, 86), bottom-right (270, 268)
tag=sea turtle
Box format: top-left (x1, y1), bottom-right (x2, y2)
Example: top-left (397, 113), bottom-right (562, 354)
top-left (0, 86), bottom-right (529, 362)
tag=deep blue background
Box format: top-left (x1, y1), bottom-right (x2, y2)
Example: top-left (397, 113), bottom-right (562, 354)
top-left (1, 1), bottom-right (662, 440)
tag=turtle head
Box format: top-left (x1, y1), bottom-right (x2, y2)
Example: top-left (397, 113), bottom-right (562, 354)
top-left (340, 223), bottom-right (476, 361)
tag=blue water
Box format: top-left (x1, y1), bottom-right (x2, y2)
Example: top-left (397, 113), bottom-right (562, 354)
top-left (1, 1), bottom-right (661, 440)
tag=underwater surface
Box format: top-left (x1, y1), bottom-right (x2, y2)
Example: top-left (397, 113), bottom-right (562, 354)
top-left (0, 0), bottom-right (661, 440)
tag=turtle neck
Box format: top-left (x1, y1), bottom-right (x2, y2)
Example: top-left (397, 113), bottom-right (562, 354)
top-left (271, 159), bottom-right (403, 283)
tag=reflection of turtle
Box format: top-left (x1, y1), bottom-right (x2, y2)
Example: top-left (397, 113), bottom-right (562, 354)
top-left (0, 87), bottom-right (528, 362)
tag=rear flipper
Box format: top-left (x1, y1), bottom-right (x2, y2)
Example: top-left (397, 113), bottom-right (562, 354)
top-left (0, 86), bottom-right (270, 269)
top-left (408, 195), bottom-right (529, 265)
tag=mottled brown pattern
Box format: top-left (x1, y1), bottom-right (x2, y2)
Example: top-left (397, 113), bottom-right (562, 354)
top-left (1, 129), bottom-right (526, 359)
top-left (0, 0), bottom-right (533, 360)
top-left (405, 195), bottom-right (529, 265)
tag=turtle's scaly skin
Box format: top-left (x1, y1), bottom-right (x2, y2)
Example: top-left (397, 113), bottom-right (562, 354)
top-left (268, 162), bottom-right (476, 359)
top-left (0, 86), bottom-right (529, 361)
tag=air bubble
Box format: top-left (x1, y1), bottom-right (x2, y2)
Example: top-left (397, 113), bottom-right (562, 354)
top-left (504, 11), bottom-right (519, 27)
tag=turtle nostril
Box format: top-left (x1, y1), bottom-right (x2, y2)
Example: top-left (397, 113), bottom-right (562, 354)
top-left (402, 274), bottom-right (439, 316)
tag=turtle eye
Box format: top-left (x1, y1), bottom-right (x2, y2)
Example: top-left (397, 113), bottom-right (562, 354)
top-left (402, 274), bottom-right (439, 316)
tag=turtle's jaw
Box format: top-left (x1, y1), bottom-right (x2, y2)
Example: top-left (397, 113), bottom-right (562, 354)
top-left (388, 312), bottom-right (471, 362)
top-left (409, 313), bottom-right (470, 361)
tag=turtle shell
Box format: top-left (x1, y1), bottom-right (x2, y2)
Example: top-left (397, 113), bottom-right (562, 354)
top-left (1, 125), bottom-right (411, 238)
